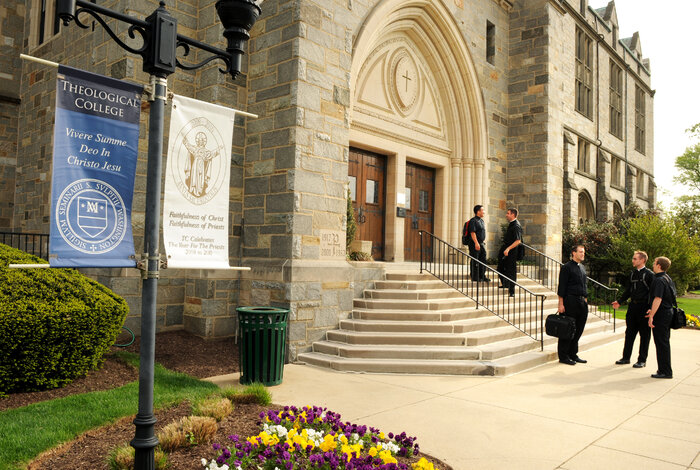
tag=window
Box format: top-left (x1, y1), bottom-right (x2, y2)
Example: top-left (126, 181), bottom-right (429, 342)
top-left (611, 157), bottom-right (621, 187)
top-left (580, 0), bottom-right (587, 15)
top-left (418, 190), bottom-right (429, 212)
top-left (575, 28), bottom-right (594, 118)
top-left (486, 21), bottom-right (495, 65)
top-left (609, 61), bottom-right (623, 139)
top-left (30, 0), bottom-right (61, 48)
top-left (636, 170), bottom-right (645, 198)
top-left (348, 176), bottom-right (357, 201)
top-left (635, 85), bottom-right (646, 153)
top-left (578, 191), bottom-right (595, 224)
top-left (366, 180), bottom-right (379, 204)
top-left (613, 201), bottom-right (623, 219)
top-left (577, 137), bottom-right (590, 173)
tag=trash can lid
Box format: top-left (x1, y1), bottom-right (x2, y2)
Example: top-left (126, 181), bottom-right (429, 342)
top-left (236, 306), bottom-right (290, 314)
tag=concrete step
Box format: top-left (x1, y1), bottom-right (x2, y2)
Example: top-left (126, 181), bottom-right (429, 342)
top-left (312, 341), bottom-right (482, 360)
top-left (353, 297), bottom-right (475, 310)
top-left (339, 316), bottom-right (507, 334)
top-left (363, 288), bottom-right (465, 300)
top-left (298, 325), bottom-right (626, 376)
top-left (374, 280), bottom-right (447, 290)
top-left (351, 307), bottom-right (494, 322)
top-left (326, 330), bottom-right (468, 346)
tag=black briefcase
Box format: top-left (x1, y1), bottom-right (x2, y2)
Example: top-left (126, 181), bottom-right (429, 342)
top-left (545, 314), bottom-right (576, 339)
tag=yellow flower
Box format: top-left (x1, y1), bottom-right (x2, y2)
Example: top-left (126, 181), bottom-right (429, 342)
top-left (379, 432), bottom-right (385, 439)
top-left (378, 449), bottom-right (397, 464)
top-left (412, 457), bottom-right (435, 470)
top-left (339, 434), bottom-right (349, 445)
top-left (319, 433), bottom-right (338, 452)
top-left (369, 447), bottom-right (378, 457)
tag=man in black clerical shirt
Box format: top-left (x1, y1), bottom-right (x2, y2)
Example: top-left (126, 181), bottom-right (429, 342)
top-left (612, 250), bottom-right (654, 368)
top-left (496, 208), bottom-right (522, 297)
top-left (466, 205), bottom-right (489, 282)
top-left (556, 244), bottom-right (588, 365)
top-left (647, 256), bottom-right (676, 379)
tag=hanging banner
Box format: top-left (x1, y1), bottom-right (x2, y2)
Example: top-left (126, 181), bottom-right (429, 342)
top-left (49, 65), bottom-right (142, 267)
top-left (163, 95), bottom-right (235, 269)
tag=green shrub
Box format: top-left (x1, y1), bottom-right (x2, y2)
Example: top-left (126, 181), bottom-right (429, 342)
top-left (108, 444), bottom-right (168, 470)
top-left (346, 191), bottom-right (357, 253)
top-left (0, 244), bottom-right (128, 395)
top-left (608, 215), bottom-right (700, 294)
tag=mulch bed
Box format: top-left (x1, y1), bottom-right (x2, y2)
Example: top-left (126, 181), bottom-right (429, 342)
top-left (3, 330), bottom-right (451, 469)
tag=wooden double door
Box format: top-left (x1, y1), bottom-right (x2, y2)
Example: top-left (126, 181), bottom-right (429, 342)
top-left (404, 162), bottom-right (435, 262)
top-left (349, 148), bottom-right (386, 260)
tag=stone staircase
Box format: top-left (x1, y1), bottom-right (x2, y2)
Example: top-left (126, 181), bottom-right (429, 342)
top-left (297, 269), bottom-right (624, 376)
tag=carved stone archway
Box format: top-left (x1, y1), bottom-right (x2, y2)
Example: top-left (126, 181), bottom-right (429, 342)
top-left (350, 0), bottom-right (489, 258)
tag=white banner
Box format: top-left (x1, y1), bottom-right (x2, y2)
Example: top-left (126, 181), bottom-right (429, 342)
top-left (163, 95), bottom-right (235, 269)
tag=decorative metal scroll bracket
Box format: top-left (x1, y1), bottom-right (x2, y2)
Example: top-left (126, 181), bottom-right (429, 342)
top-left (135, 253), bottom-right (165, 279)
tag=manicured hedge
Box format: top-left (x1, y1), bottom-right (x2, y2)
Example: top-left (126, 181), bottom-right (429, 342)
top-left (0, 244), bottom-right (128, 395)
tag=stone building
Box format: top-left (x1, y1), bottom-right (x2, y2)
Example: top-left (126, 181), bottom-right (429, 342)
top-left (0, 0), bottom-right (654, 358)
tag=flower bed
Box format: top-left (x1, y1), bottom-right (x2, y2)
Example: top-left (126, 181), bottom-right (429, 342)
top-left (203, 405), bottom-right (436, 470)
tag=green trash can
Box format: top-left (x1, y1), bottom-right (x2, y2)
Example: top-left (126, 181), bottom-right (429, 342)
top-left (237, 306), bottom-right (289, 386)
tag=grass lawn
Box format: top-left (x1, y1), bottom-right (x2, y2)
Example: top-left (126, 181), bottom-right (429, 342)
top-left (613, 296), bottom-right (699, 320)
top-left (0, 351), bottom-right (219, 470)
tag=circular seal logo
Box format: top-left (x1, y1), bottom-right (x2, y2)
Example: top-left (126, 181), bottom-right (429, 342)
top-left (55, 178), bottom-right (127, 254)
top-left (170, 116), bottom-right (227, 205)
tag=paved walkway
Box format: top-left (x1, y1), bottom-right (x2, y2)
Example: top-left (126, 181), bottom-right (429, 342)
top-left (208, 329), bottom-right (700, 470)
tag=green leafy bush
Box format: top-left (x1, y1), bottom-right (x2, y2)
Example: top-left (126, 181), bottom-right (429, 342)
top-left (608, 214), bottom-right (700, 294)
top-left (0, 244), bottom-right (128, 395)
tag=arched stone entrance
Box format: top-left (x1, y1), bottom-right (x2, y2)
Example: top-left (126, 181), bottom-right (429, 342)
top-left (349, 0), bottom-right (489, 261)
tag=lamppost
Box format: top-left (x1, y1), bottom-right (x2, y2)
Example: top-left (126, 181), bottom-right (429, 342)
top-left (55, 1), bottom-right (260, 468)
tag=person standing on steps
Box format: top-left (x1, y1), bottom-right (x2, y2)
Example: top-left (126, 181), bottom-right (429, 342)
top-left (556, 245), bottom-right (588, 365)
top-left (612, 251), bottom-right (654, 368)
top-left (647, 257), bottom-right (676, 379)
top-left (466, 205), bottom-right (489, 282)
top-left (496, 208), bottom-right (522, 297)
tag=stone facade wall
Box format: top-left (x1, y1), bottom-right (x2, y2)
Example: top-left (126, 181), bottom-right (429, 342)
top-left (506, 0), bottom-right (552, 252)
top-left (0, 2), bottom-right (24, 231)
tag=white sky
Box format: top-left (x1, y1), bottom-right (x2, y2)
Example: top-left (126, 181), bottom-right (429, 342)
top-left (607, 0), bottom-right (700, 208)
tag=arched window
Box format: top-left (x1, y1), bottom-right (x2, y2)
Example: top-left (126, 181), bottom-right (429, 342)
top-left (578, 191), bottom-right (595, 224)
top-left (613, 201), bottom-right (623, 219)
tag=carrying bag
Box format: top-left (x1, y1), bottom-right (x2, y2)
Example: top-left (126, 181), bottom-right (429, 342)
top-left (545, 314), bottom-right (576, 339)
top-left (662, 274), bottom-right (686, 329)
top-left (517, 243), bottom-right (525, 260)
top-left (670, 307), bottom-right (687, 329)
top-left (462, 220), bottom-right (470, 246)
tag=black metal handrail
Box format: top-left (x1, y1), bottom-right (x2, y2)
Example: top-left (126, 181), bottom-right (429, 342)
top-left (519, 243), bottom-right (617, 329)
top-left (419, 231), bottom-right (547, 350)
top-left (0, 231), bottom-right (49, 260)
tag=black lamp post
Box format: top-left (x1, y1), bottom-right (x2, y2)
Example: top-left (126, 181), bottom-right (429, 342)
top-left (55, 1), bottom-right (260, 468)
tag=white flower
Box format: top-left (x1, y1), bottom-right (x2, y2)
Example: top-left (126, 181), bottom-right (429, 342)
top-left (202, 458), bottom-right (208, 467)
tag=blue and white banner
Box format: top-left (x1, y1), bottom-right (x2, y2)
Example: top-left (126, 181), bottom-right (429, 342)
top-left (163, 95), bottom-right (235, 269)
top-left (49, 65), bottom-right (143, 267)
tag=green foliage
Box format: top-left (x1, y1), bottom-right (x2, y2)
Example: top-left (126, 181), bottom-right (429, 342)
top-left (671, 195), bottom-right (700, 239)
top-left (608, 214), bottom-right (700, 294)
top-left (673, 123), bottom-right (700, 193)
top-left (346, 191), bottom-right (357, 252)
top-left (0, 353), bottom-right (219, 468)
top-left (0, 244), bottom-right (128, 395)
top-left (562, 220), bottom-right (618, 278)
top-left (349, 251), bottom-right (373, 261)
top-left (220, 382), bottom-right (272, 405)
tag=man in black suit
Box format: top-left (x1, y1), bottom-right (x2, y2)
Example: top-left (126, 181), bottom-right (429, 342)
top-left (556, 244), bottom-right (588, 365)
top-left (612, 250), bottom-right (654, 368)
top-left (647, 257), bottom-right (676, 379)
top-left (496, 208), bottom-right (522, 297)
top-left (466, 205), bottom-right (489, 282)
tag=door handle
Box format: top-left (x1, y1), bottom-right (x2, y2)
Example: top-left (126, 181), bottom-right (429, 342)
top-left (358, 207), bottom-right (366, 224)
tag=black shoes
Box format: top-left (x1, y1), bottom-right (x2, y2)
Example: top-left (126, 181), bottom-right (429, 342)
top-left (633, 362), bottom-right (646, 368)
top-left (508, 293), bottom-right (515, 297)
top-left (573, 357), bottom-right (587, 364)
top-left (480, 278), bottom-right (491, 283)
top-left (651, 373), bottom-right (672, 379)
top-left (559, 358), bottom-right (576, 365)
top-left (615, 358), bottom-right (630, 365)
